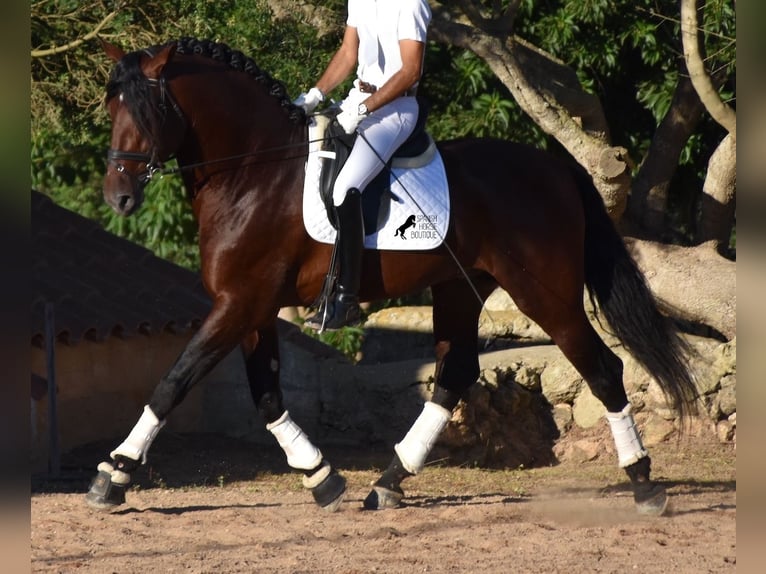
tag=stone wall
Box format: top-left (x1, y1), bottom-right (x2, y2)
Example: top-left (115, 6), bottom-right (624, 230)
top-left (202, 299), bottom-right (736, 470)
top-left (31, 333), bottom-right (209, 472)
top-left (36, 292), bottom-right (734, 473)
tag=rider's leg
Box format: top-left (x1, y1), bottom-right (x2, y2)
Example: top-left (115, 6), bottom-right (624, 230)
top-left (305, 188), bottom-right (364, 330)
top-left (305, 98), bottom-right (419, 331)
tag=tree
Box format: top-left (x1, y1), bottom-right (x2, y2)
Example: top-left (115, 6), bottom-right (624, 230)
top-left (680, 0), bottom-right (736, 249)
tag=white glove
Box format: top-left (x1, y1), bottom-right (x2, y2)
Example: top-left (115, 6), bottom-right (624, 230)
top-left (336, 107), bottom-right (366, 135)
top-left (293, 87), bottom-right (324, 114)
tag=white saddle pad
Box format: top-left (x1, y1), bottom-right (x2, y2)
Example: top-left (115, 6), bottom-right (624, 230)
top-left (302, 119), bottom-right (450, 251)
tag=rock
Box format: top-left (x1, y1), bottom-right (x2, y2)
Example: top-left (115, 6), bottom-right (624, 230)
top-left (570, 439), bottom-right (602, 462)
top-left (484, 288), bottom-right (514, 310)
top-left (718, 375), bottom-right (736, 416)
top-left (716, 420), bottom-right (736, 442)
top-left (540, 358), bottom-right (582, 404)
top-left (512, 364), bottom-right (541, 391)
top-left (552, 403), bottom-right (573, 434)
top-left (572, 386), bottom-right (606, 429)
top-left (642, 413), bottom-right (676, 446)
top-left (643, 380), bottom-right (676, 420)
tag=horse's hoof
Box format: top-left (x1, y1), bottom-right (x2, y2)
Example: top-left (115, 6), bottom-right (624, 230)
top-left (310, 468), bottom-right (347, 512)
top-left (363, 485), bottom-right (404, 510)
top-left (85, 469), bottom-right (126, 511)
top-left (634, 484), bottom-right (669, 516)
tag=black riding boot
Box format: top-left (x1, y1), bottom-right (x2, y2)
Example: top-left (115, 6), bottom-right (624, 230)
top-left (305, 189), bottom-right (363, 331)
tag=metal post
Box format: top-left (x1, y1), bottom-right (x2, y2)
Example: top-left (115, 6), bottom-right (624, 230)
top-left (45, 302), bottom-right (60, 478)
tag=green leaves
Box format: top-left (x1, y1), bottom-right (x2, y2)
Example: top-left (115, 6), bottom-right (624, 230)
top-left (101, 170), bottom-right (200, 270)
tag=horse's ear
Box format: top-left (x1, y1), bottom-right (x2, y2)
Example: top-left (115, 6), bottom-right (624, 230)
top-left (143, 43), bottom-right (178, 80)
top-left (100, 37), bottom-right (125, 62)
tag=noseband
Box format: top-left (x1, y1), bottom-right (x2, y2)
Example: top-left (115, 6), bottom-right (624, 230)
top-left (107, 72), bottom-right (186, 186)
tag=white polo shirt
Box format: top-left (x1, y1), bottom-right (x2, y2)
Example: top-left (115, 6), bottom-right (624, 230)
top-left (347, 0), bottom-right (431, 88)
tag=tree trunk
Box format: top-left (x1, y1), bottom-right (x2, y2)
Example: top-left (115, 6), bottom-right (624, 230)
top-left (427, 11), bottom-right (631, 220)
top-left (627, 76), bottom-right (705, 236)
top-left (697, 133), bottom-right (736, 249)
top-left (625, 239), bottom-right (735, 340)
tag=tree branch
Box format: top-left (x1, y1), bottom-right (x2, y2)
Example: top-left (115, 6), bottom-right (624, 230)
top-left (680, 0), bottom-right (736, 137)
top-left (428, 9), bottom-right (631, 219)
top-left (31, 9), bottom-right (119, 58)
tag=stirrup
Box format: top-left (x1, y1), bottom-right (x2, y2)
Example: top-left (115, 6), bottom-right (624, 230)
top-left (304, 294), bottom-right (361, 332)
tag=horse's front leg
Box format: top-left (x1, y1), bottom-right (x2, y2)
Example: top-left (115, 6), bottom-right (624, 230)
top-left (363, 376), bottom-right (464, 510)
top-left (364, 278), bottom-right (487, 510)
top-left (85, 300), bottom-right (247, 510)
top-left (242, 324), bottom-right (346, 511)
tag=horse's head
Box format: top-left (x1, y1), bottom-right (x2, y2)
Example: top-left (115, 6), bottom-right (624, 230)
top-left (101, 40), bottom-right (186, 215)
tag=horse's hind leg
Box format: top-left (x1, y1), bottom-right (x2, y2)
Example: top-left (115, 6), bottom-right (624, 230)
top-left (242, 323), bottom-right (346, 511)
top-left (86, 302), bottom-right (248, 510)
top-left (520, 298), bottom-right (667, 515)
top-left (364, 276), bottom-right (494, 510)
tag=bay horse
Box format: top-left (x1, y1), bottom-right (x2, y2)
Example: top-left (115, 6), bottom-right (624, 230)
top-left (87, 37), bottom-right (697, 516)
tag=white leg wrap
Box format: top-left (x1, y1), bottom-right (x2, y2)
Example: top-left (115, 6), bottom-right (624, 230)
top-left (394, 401), bottom-right (451, 475)
top-left (605, 404), bottom-right (648, 468)
top-left (267, 411), bottom-right (323, 471)
top-left (110, 405), bottom-right (166, 464)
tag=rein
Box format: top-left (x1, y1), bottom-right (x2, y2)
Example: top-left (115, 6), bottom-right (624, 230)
top-left (160, 136), bottom-right (329, 176)
top-left (108, 68), bottom-right (331, 182)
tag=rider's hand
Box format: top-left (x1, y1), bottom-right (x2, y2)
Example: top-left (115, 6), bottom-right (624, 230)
top-left (292, 87), bottom-right (324, 114)
top-left (336, 107), bottom-right (366, 135)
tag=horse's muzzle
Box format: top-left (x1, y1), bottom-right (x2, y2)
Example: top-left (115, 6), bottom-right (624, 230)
top-left (103, 184), bottom-right (144, 216)
top-left (103, 167), bottom-right (146, 216)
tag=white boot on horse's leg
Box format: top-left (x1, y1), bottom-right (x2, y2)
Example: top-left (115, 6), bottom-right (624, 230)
top-left (365, 401), bottom-right (451, 510)
top-left (606, 404), bottom-right (668, 515)
top-left (86, 405), bottom-right (165, 511)
top-left (267, 411), bottom-right (346, 511)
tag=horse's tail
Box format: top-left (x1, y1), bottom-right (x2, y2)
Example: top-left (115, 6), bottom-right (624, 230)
top-left (574, 167), bottom-right (698, 420)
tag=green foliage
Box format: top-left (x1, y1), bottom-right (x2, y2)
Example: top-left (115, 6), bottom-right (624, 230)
top-left (302, 324), bottom-right (365, 362)
top-left (515, 0), bottom-right (735, 241)
top-left (421, 46), bottom-right (549, 147)
top-left (102, 169), bottom-right (200, 270)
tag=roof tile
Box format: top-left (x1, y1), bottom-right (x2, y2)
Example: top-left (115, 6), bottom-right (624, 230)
top-left (31, 190), bottom-right (211, 346)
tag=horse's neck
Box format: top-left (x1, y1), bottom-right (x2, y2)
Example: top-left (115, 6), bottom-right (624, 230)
top-left (173, 76), bottom-right (307, 199)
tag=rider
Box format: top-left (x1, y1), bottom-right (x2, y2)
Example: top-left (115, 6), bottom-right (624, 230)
top-left (294, 0), bottom-right (432, 330)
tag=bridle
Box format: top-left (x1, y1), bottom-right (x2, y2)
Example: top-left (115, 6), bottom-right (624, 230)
top-left (106, 71), bottom-right (330, 186)
top-left (106, 73), bottom-right (187, 187)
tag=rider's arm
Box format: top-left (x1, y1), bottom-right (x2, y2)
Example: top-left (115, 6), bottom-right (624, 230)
top-left (315, 26), bottom-right (360, 98)
top-left (358, 39), bottom-right (425, 114)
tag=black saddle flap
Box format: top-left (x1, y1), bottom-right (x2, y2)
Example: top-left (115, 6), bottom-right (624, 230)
top-left (318, 98), bottom-right (430, 233)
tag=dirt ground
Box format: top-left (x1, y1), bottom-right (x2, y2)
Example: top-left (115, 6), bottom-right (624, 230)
top-left (31, 430), bottom-right (736, 574)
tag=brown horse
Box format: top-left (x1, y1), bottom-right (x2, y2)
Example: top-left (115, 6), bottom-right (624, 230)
top-left (87, 38), bottom-right (697, 516)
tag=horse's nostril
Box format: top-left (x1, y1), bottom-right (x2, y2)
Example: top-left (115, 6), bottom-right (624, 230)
top-left (117, 194), bottom-right (133, 212)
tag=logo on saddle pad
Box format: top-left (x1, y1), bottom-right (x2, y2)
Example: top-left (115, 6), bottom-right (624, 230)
top-left (394, 215), bottom-right (416, 239)
top-left (302, 116), bottom-right (450, 251)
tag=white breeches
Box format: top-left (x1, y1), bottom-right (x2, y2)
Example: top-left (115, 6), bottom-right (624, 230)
top-left (332, 90), bottom-right (419, 206)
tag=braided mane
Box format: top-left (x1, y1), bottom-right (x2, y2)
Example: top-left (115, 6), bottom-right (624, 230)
top-left (106, 37), bottom-right (306, 139)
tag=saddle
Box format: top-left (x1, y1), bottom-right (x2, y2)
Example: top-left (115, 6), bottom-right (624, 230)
top-left (317, 98), bottom-right (433, 234)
